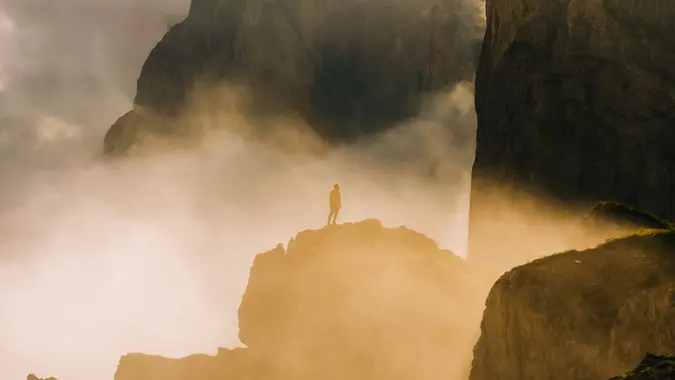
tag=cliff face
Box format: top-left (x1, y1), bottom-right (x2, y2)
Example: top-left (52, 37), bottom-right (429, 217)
top-left (115, 219), bottom-right (492, 380)
top-left (469, 229), bottom-right (675, 380)
top-left (104, 0), bottom-right (484, 154)
top-left (469, 0), bottom-right (675, 263)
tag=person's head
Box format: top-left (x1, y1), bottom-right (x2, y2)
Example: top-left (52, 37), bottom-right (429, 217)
top-left (333, 184), bottom-right (340, 190)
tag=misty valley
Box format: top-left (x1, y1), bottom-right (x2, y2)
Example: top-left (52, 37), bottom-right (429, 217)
top-left (2, 0), bottom-right (675, 380)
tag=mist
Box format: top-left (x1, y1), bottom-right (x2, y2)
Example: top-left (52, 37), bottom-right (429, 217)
top-left (0, 1), bottom-right (482, 379)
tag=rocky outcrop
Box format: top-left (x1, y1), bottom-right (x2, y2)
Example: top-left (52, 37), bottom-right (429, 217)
top-left (27, 375), bottom-right (57, 380)
top-left (115, 219), bottom-right (492, 380)
top-left (469, 228), bottom-right (675, 380)
top-left (585, 201), bottom-right (672, 232)
top-left (104, 0), bottom-right (484, 154)
top-left (575, 201), bottom-right (675, 249)
top-left (469, 0), bottom-right (675, 264)
top-left (608, 354), bottom-right (675, 380)
top-left (114, 349), bottom-right (262, 380)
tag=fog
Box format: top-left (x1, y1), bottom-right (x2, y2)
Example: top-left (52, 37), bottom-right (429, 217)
top-left (0, 1), bottom-right (482, 379)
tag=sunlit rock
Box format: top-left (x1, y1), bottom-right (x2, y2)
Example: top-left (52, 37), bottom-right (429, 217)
top-left (115, 219), bottom-right (492, 380)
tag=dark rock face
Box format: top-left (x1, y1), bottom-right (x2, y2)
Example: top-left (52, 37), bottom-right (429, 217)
top-left (469, 229), bottom-right (675, 380)
top-left (469, 0), bottom-right (675, 263)
top-left (115, 220), bottom-right (492, 380)
top-left (608, 354), bottom-right (675, 380)
top-left (104, 0), bottom-right (484, 154)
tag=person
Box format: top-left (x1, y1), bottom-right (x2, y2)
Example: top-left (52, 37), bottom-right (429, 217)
top-left (327, 183), bottom-right (341, 225)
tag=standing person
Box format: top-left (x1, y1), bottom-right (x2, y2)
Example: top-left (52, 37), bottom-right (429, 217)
top-left (327, 183), bottom-right (341, 225)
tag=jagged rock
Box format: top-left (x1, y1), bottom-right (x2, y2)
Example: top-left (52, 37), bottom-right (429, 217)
top-left (468, 0), bottom-right (675, 264)
top-left (103, 0), bottom-right (484, 154)
top-left (469, 229), bottom-right (675, 380)
top-left (608, 354), bottom-right (675, 380)
top-left (27, 375), bottom-right (57, 380)
top-left (115, 219), bottom-right (492, 380)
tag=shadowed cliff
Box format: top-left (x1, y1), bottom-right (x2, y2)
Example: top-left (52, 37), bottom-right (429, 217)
top-left (469, 0), bottom-right (675, 264)
top-left (469, 227), bottom-right (675, 380)
top-left (114, 219), bottom-right (492, 380)
top-left (104, 0), bottom-right (484, 154)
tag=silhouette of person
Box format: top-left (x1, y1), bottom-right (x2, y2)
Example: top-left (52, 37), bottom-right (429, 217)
top-left (327, 183), bottom-right (341, 225)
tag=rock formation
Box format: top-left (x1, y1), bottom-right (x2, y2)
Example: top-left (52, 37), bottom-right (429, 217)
top-left (585, 201), bottom-right (672, 232)
top-left (608, 354), bottom-right (675, 380)
top-left (469, 228), bottom-right (675, 380)
top-left (104, 0), bottom-right (484, 154)
top-left (468, 0), bottom-right (675, 264)
top-left (115, 219), bottom-right (492, 380)
top-left (574, 201), bottom-right (675, 250)
top-left (26, 375), bottom-right (57, 380)
top-left (114, 349), bottom-right (258, 380)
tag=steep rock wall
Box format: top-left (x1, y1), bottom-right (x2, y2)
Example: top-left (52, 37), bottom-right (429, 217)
top-left (104, 0), bottom-right (484, 154)
top-left (469, 0), bottom-right (675, 265)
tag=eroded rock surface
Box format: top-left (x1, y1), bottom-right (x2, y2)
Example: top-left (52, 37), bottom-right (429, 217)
top-left (469, 229), bottom-right (675, 380)
top-left (469, 0), bottom-right (675, 263)
top-left (104, 0), bottom-right (484, 154)
top-left (115, 219), bottom-right (492, 380)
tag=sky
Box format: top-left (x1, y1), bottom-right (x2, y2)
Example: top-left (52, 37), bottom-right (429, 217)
top-left (0, 0), bottom-right (482, 379)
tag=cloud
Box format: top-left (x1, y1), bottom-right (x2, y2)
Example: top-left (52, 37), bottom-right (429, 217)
top-left (0, 1), bottom-right (484, 380)
top-left (0, 9), bottom-right (14, 92)
top-left (33, 117), bottom-right (83, 145)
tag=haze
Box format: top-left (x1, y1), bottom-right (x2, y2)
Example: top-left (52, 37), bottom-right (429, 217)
top-left (0, 1), bottom-right (482, 379)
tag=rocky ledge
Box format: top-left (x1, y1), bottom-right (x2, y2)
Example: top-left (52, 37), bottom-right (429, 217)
top-left (469, 226), bottom-right (675, 380)
top-left (115, 219), bottom-right (492, 380)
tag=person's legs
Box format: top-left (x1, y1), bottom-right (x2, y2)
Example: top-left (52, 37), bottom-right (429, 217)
top-left (327, 210), bottom-right (334, 226)
top-left (331, 208), bottom-right (339, 224)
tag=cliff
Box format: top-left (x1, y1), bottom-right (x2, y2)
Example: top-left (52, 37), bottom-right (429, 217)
top-left (468, 0), bottom-right (675, 264)
top-left (469, 228), bottom-right (675, 380)
top-left (104, 0), bottom-right (484, 154)
top-left (115, 219), bottom-right (492, 380)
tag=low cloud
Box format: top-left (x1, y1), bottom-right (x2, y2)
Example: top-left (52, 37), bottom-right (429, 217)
top-left (0, 1), bottom-right (484, 380)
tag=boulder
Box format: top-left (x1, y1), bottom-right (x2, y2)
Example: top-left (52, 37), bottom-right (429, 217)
top-left (608, 354), bottom-right (675, 380)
